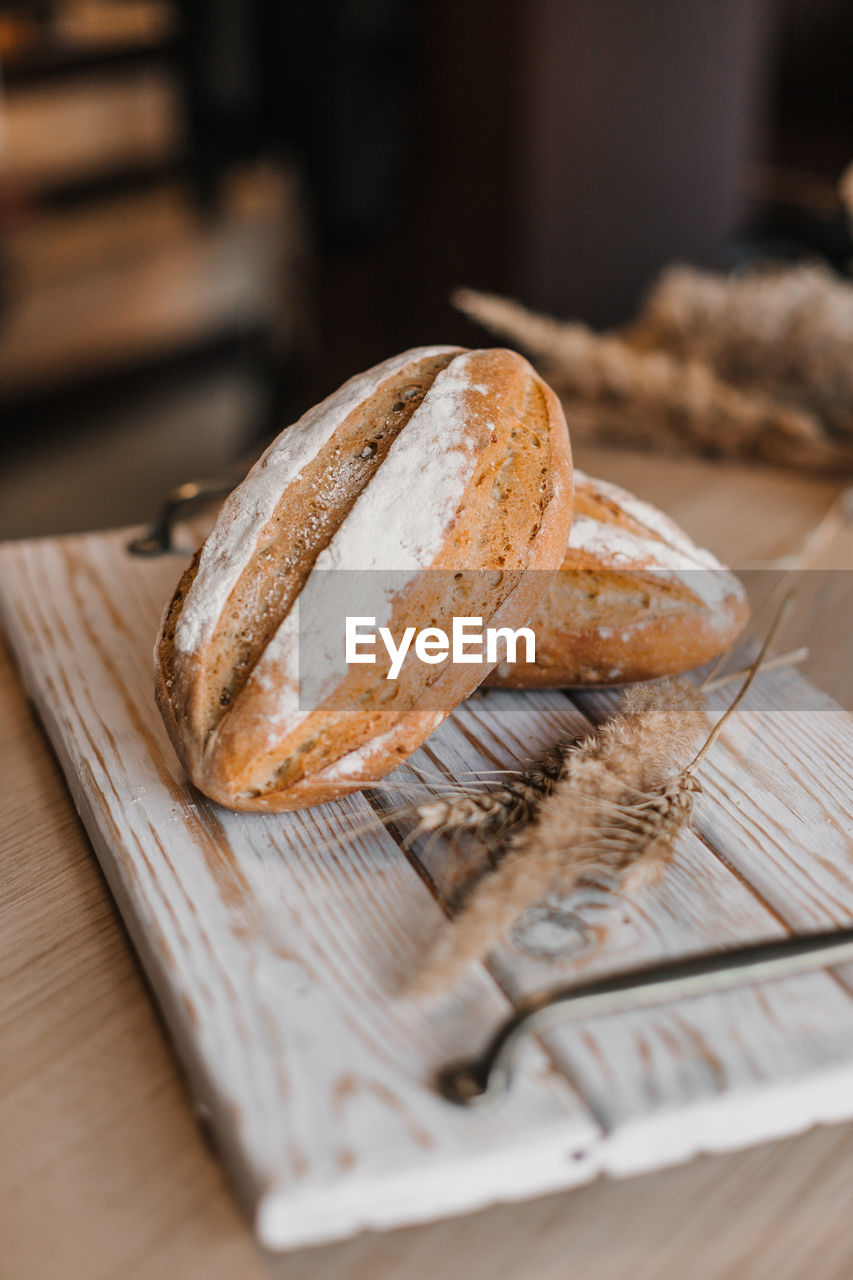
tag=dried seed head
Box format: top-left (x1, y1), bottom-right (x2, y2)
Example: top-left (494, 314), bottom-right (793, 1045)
top-left (409, 678), bottom-right (708, 999)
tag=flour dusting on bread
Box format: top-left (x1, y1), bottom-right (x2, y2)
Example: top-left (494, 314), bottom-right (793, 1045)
top-left (567, 478), bottom-right (734, 615)
top-left (319, 353), bottom-right (491, 572)
top-left (175, 345), bottom-right (460, 657)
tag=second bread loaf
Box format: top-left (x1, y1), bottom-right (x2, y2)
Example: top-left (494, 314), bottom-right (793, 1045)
top-left (486, 470), bottom-right (749, 688)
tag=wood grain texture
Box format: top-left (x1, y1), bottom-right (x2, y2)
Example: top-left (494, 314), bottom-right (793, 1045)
top-left (0, 637), bottom-right (268, 1280)
top-left (0, 532), bottom-right (595, 1251)
top-left (7, 635), bottom-right (853, 1280)
top-left (2, 508), bottom-right (853, 1251)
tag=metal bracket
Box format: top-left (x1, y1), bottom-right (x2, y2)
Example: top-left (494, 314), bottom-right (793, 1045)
top-left (127, 477), bottom-right (238, 557)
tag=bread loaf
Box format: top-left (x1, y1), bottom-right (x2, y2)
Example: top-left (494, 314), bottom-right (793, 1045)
top-left (156, 346), bottom-right (573, 810)
top-left (486, 470), bottom-right (748, 688)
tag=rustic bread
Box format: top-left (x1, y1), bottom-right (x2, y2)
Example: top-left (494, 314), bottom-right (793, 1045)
top-left (485, 470), bottom-right (749, 688)
top-left (156, 346), bottom-right (573, 810)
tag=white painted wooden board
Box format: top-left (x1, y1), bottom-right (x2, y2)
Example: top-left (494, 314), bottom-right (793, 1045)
top-left (2, 528), bottom-right (853, 1249)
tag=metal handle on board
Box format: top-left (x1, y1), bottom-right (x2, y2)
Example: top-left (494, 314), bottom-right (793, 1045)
top-left (437, 926), bottom-right (853, 1104)
top-left (127, 477), bottom-right (238, 556)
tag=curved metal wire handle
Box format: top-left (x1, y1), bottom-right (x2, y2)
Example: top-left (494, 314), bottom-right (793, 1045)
top-left (127, 477), bottom-right (239, 557)
top-left (437, 926), bottom-right (853, 1104)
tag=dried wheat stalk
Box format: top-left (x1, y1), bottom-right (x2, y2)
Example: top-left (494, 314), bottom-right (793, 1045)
top-left (401, 748), bottom-right (564, 847)
top-left (453, 286), bottom-right (853, 473)
top-left (397, 651), bottom-right (805, 852)
top-left (409, 599), bottom-right (790, 999)
top-left (408, 677), bottom-right (706, 998)
top-left (633, 264), bottom-right (853, 441)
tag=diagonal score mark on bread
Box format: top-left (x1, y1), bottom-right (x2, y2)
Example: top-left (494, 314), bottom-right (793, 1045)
top-left (156, 347), bottom-right (462, 797)
top-left (564, 473), bottom-right (734, 623)
top-left (170, 348), bottom-right (458, 742)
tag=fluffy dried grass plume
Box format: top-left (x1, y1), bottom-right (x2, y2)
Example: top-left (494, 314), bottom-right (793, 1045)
top-left (453, 273), bottom-right (853, 474)
top-left (408, 592), bottom-right (793, 1000)
top-left (409, 678), bottom-right (707, 999)
top-left (634, 264), bottom-right (853, 441)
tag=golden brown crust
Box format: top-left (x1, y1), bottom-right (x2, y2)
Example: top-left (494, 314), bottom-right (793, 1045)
top-left (155, 347), bottom-right (573, 810)
top-left (485, 472), bottom-right (749, 689)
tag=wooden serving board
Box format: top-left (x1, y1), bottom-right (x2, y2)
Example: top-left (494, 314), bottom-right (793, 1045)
top-left (2, 526), bottom-right (853, 1252)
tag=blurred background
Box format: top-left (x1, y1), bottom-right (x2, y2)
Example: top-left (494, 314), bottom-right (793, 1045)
top-left (0, 0), bottom-right (851, 539)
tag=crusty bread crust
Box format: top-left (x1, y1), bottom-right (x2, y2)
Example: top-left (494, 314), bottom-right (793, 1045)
top-left (155, 347), bottom-right (573, 809)
top-left (485, 471), bottom-right (749, 689)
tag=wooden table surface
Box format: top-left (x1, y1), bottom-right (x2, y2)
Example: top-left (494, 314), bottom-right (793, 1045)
top-left (3, 446), bottom-right (853, 1280)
